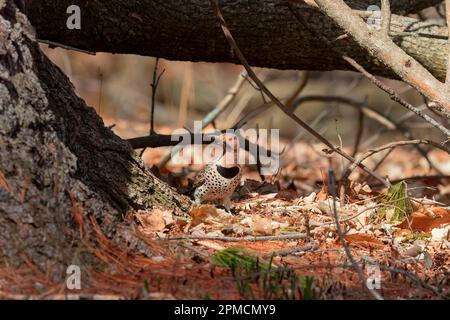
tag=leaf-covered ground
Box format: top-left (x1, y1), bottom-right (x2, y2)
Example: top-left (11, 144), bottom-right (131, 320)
top-left (2, 126), bottom-right (448, 300)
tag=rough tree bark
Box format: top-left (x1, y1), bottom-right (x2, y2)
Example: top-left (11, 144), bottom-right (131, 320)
top-left (0, 0), bottom-right (190, 279)
top-left (24, 0), bottom-right (448, 80)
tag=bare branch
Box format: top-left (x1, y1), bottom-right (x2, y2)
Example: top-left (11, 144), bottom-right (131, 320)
top-left (202, 70), bottom-right (247, 128)
top-left (286, 71), bottom-right (309, 109)
top-left (209, 0), bottom-right (390, 187)
top-left (288, 3), bottom-right (450, 137)
top-left (157, 69), bottom-right (247, 167)
top-left (381, 0), bottom-right (392, 38)
top-left (127, 131), bottom-right (273, 157)
top-left (150, 58), bottom-right (164, 135)
top-left (140, 58), bottom-right (165, 157)
top-left (328, 169), bottom-right (384, 300)
top-left (446, 0), bottom-right (450, 84)
top-left (37, 39), bottom-right (96, 55)
top-left (290, 95), bottom-right (445, 174)
top-left (269, 241), bottom-right (319, 257)
top-left (313, 0), bottom-right (450, 112)
top-left (163, 233), bottom-right (308, 242)
top-left (369, 174), bottom-right (450, 188)
top-left (361, 256), bottom-right (443, 296)
top-left (341, 139), bottom-right (450, 183)
top-left (353, 106), bottom-right (365, 157)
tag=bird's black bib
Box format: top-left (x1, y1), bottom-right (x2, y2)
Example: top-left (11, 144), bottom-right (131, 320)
top-left (216, 165), bottom-right (240, 179)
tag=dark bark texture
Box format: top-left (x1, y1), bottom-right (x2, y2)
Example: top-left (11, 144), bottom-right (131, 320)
top-left (0, 0), bottom-right (190, 279)
top-left (24, 0), bottom-right (447, 80)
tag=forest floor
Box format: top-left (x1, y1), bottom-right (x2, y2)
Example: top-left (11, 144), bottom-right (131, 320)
top-left (1, 121), bottom-right (449, 300)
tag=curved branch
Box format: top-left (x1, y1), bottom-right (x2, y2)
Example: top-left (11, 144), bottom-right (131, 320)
top-left (291, 95), bottom-right (446, 173)
top-left (341, 139), bottom-right (450, 182)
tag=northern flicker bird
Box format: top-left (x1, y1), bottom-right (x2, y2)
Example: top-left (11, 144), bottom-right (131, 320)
top-left (193, 134), bottom-right (242, 210)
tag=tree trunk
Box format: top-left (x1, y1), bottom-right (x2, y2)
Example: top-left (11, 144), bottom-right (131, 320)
top-left (24, 0), bottom-right (447, 80)
top-left (0, 0), bottom-right (190, 280)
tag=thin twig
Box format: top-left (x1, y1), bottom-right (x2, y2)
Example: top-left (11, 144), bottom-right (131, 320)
top-left (37, 39), bottom-right (96, 55)
top-left (291, 95), bottom-right (445, 176)
top-left (269, 241), bottom-right (319, 257)
top-left (286, 71), bottom-right (309, 109)
top-left (369, 174), bottom-right (450, 188)
top-left (381, 0), bottom-right (392, 38)
top-left (343, 55), bottom-right (450, 138)
top-left (312, 0), bottom-right (450, 113)
top-left (279, 110), bottom-right (329, 166)
top-left (128, 131), bottom-right (274, 160)
top-left (150, 58), bottom-right (164, 135)
top-left (140, 58), bottom-right (165, 157)
top-left (318, 196), bottom-right (410, 227)
top-left (202, 69), bottom-right (247, 128)
top-left (232, 101), bottom-right (275, 130)
top-left (342, 139), bottom-right (450, 183)
top-left (210, 0), bottom-right (390, 188)
top-left (287, 3), bottom-right (450, 138)
top-left (328, 169), bottom-right (384, 300)
top-left (361, 256), bottom-right (443, 297)
top-left (162, 233), bottom-right (308, 242)
top-left (446, 0), bottom-right (450, 84)
top-left (363, 148), bottom-right (395, 183)
top-left (158, 69), bottom-right (247, 167)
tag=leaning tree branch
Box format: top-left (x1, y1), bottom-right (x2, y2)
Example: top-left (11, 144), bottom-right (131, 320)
top-left (313, 0), bottom-right (450, 112)
top-left (288, 2), bottom-right (450, 137)
top-left (209, 0), bottom-right (390, 187)
top-left (24, 0), bottom-right (448, 81)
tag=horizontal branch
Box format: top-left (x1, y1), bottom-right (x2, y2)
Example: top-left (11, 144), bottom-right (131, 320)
top-left (24, 0), bottom-right (448, 80)
top-left (163, 232), bottom-right (308, 242)
top-left (127, 132), bottom-right (275, 157)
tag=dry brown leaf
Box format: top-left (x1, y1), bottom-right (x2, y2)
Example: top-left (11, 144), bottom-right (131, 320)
top-left (137, 209), bottom-right (174, 232)
top-left (398, 208), bottom-right (450, 232)
top-left (190, 205), bottom-right (218, 227)
top-left (340, 233), bottom-right (384, 248)
top-left (394, 229), bottom-right (412, 237)
top-left (252, 215), bottom-right (273, 236)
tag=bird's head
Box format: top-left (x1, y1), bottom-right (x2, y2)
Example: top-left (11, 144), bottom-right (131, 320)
top-left (219, 133), bottom-right (240, 167)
